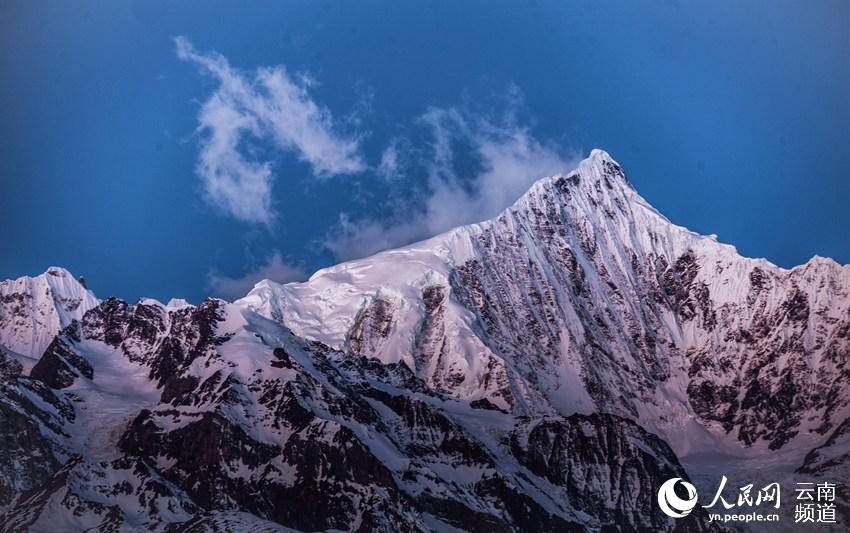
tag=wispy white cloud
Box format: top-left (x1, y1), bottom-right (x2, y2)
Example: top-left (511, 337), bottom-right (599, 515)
top-left (377, 141), bottom-right (401, 180)
top-left (206, 251), bottom-right (307, 300)
top-left (324, 104), bottom-right (578, 261)
top-left (176, 36), bottom-right (364, 225)
top-left (178, 42), bottom-right (574, 280)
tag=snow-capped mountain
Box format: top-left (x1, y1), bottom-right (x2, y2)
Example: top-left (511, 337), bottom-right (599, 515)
top-left (240, 150), bottom-right (850, 457)
top-left (0, 267), bottom-right (98, 367)
top-left (1, 150), bottom-right (847, 531)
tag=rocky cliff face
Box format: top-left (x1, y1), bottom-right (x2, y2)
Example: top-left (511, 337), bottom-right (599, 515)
top-left (1, 150), bottom-right (846, 531)
top-left (0, 348), bottom-right (71, 509)
top-left (0, 294), bottom-right (719, 532)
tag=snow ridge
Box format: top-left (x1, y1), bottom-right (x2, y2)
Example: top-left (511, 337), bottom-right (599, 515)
top-left (0, 267), bottom-right (99, 365)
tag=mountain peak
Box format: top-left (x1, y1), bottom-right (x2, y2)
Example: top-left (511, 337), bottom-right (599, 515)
top-left (44, 266), bottom-right (73, 278)
top-left (166, 298), bottom-right (193, 309)
top-left (581, 148), bottom-right (631, 185)
top-left (587, 147), bottom-right (615, 162)
top-left (519, 148), bottom-right (633, 207)
top-left (0, 266), bottom-right (99, 361)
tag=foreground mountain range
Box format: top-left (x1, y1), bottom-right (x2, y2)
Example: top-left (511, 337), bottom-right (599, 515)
top-left (1, 151), bottom-right (847, 531)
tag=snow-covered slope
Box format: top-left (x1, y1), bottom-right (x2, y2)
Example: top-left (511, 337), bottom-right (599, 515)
top-left (238, 149), bottom-right (850, 458)
top-left (0, 267), bottom-right (98, 367)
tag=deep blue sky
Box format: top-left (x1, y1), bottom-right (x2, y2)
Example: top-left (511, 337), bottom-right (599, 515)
top-left (2, 1), bottom-right (848, 303)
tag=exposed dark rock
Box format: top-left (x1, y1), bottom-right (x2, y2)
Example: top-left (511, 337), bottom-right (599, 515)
top-left (510, 413), bottom-right (719, 532)
top-left (271, 347), bottom-right (293, 368)
top-left (470, 397), bottom-right (506, 412)
top-left (0, 389), bottom-right (62, 506)
top-left (346, 297), bottom-right (396, 356)
top-left (30, 335), bottom-right (92, 389)
top-left (0, 348), bottom-right (22, 381)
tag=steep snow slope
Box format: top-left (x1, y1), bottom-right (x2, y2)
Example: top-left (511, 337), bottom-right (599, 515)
top-left (238, 150), bottom-right (850, 458)
top-left (0, 267), bottom-right (98, 367)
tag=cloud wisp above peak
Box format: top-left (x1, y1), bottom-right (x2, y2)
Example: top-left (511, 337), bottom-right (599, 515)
top-left (324, 104), bottom-right (579, 261)
top-left (175, 36), bottom-right (365, 225)
top-left (176, 40), bottom-right (576, 283)
top-left (206, 251), bottom-right (307, 301)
